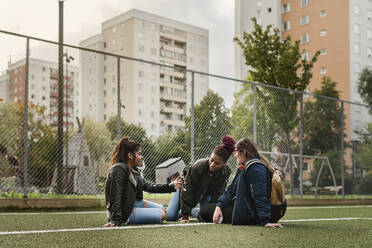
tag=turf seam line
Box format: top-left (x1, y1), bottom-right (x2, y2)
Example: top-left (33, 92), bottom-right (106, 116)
top-left (1, 217), bottom-right (372, 236)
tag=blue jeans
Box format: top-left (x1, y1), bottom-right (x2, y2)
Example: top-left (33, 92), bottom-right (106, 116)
top-left (128, 200), bottom-right (164, 224)
top-left (166, 189), bottom-right (211, 221)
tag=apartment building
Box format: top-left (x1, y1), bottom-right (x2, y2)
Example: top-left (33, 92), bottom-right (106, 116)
top-left (80, 9), bottom-right (209, 137)
top-left (235, 0), bottom-right (372, 142)
top-left (2, 58), bottom-right (79, 130)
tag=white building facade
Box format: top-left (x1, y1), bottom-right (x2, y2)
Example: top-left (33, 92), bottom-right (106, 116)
top-left (80, 9), bottom-right (209, 137)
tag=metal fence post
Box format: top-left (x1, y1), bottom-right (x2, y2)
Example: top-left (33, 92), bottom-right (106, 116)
top-left (299, 93), bottom-right (304, 198)
top-left (191, 71), bottom-right (195, 164)
top-left (117, 57), bottom-right (121, 140)
top-left (57, 0), bottom-right (64, 194)
top-left (253, 84), bottom-right (257, 143)
top-left (341, 101), bottom-right (345, 198)
top-left (23, 38), bottom-right (30, 198)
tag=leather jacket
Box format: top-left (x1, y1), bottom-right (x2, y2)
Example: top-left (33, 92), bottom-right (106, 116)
top-left (105, 162), bottom-right (137, 226)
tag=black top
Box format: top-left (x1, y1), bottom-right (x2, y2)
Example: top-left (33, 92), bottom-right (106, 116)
top-left (180, 158), bottom-right (231, 215)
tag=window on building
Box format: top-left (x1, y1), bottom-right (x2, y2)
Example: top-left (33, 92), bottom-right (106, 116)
top-left (138, 44), bottom-right (144, 52)
top-left (151, 124), bottom-right (156, 131)
top-left (282, 3), bottom-right (290, 13)
top-left (368, 10), bottom-right (372, 20)
top-left (151, 111), bottom-right (155, 118)
top-left (320, 48), bottom-right (327, 55)
top-left (138, 70), bottom-right (144, 78)
top-left (301, 15), bottom-right (309, 25)
top-left (138, 109), bottom-right (142, 116)
top-left (301, 51), bottom-right (310, 61)
top-left (320, 10), bottom-right (327, 17)
top-left (303, 162), bottom-right (310, 172)
top-left (320, 67), bottom-right (327, 74)
top-left (151, 47), bottom-right (157, 56)
top-left (42, 96), bottom-right (46, 101)
top-left (31, 94), bottom-right (34, 99)
top-left (301, 33), bottom-right (309, 44)
top-left (104, 78), bottom-right (107, 85)
top-left (138, 96), bottom-right (143, 103)
top-left (283, 21), bottom-right (291, 31)
top-left (104, 103), bottom-right (106, 109)
top-left (138, 83), bottom-right (143, 90)
top-left (138, 32), bottom-right (144, 39)
top-left (367, 47), bottom-right (372, 58)
top-left (354, 5), bottom-right (360, 15)
top-left (112, 39), bottom-right (116, 45)
top-left (104, 115), bottom-right (107, 121)
top-left (354, 24), bottom-right (360, 35)
top-left (112, 87), bottom-right (116, 95)
top-left (354, 43), bottom-right (361, 54)
top-left (320, 29), bottom-right (327, 37)
top-left (300, 0), bottom-right (309, 8)
top-left (368, 29), bottom-right (372, 39)
top-left (103, 90), bottom-right (107, 96)
top-left (42, 67), bottom-right (46, 72)
top-left (112, 27), bottom-right (116, 33)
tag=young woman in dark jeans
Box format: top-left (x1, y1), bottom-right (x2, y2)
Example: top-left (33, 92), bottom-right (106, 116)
top-left (200, 137), bottom-right (285, 228)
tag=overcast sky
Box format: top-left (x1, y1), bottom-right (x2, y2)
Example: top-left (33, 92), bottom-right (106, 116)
top-left (0, 0), bottom-right (236, 106)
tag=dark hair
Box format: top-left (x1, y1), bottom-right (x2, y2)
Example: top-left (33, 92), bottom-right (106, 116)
top-left (213, 136), bottom-right (236, 162)
top-left (110, 137), bottom-right (140, 167)
top-left (235, 138), bottom-right (259, 160)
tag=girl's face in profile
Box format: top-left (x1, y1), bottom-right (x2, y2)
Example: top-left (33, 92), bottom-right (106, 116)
top-left (133, 148), bottom-right (143, 167)
top-left (234, 147), bottom-right (246, 165)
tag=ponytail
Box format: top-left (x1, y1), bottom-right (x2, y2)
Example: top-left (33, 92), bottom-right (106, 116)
top-left (110, 137), bottom-right (140, 167)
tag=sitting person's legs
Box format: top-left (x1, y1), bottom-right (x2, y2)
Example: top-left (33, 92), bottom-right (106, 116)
top-left (128, 207), bottom-right (163, 224)
top-left (166, 189), bottom-right (181, 221)
top-left (200, 203), bottom-right (233, 223)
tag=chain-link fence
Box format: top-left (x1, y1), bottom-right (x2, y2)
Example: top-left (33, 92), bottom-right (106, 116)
top-left (1, 30), bottom-right (371, 199)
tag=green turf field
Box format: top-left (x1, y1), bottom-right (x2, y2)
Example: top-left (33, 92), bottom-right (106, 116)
top-left (1, 206), bottom-right (372, 248)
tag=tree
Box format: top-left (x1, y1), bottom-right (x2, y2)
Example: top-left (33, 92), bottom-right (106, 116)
top-left (231, 83), bottom-right (277, 152)
top-left (185, 90), bottom-right (232, 160)
top-left (0, 102), bottom-right (58, 188)
top-left (83, 118), bottom-right (114, 180)
top-left (302, 77), bottom-right (346, 186)
top-left (355, 123), bottom-right (372, 172)
top-left (234, 18), bottom-right (320, 154)
top-left (357, 67), bottom-right (372, 113)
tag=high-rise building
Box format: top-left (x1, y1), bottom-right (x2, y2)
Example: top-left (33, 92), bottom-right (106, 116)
top-left (235, 0), bottom-right (372, 142)
top-left (2, 58), bottom-right (79, 130)
top-left (80, 9), bottom-right (209, 137)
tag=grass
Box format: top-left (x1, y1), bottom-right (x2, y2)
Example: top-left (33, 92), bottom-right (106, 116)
top-left (0, 206), bottom-right (372, 247)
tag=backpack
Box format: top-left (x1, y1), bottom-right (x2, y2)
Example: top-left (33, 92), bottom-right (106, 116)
top-left (244, 154), bottom-right (286, 222)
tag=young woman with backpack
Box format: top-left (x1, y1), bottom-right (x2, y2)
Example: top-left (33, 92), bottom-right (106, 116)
top-left (200, 137), bottom-right (286, 227)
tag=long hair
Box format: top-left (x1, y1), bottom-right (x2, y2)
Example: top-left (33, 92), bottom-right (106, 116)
top-left (235, 138), bottom-right (260, 160)
top-left (109, 137), bottom-right (140, 167)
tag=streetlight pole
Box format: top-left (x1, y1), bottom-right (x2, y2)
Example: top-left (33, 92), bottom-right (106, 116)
top-left (57, 0), bottom-right (65, 194)
top-left (63, 50), bottom-right (73, 172)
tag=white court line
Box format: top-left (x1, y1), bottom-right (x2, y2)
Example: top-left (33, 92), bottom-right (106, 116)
top-left (281, 217), bottom-right (372, 223)
top-left (288, 205), bottom-right (372, 210)
top-left (1, 217), bottom-right (372, 236)
top-left (1, 205), bottom-right (372, 215)
top-left (0, 222), bottom-right (212, 235)
top-left (0, 211), bottom-right (105, 215)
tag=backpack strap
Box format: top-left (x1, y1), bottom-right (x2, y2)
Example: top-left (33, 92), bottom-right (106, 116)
top-left (243, 159), bottom-right (262, 173)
